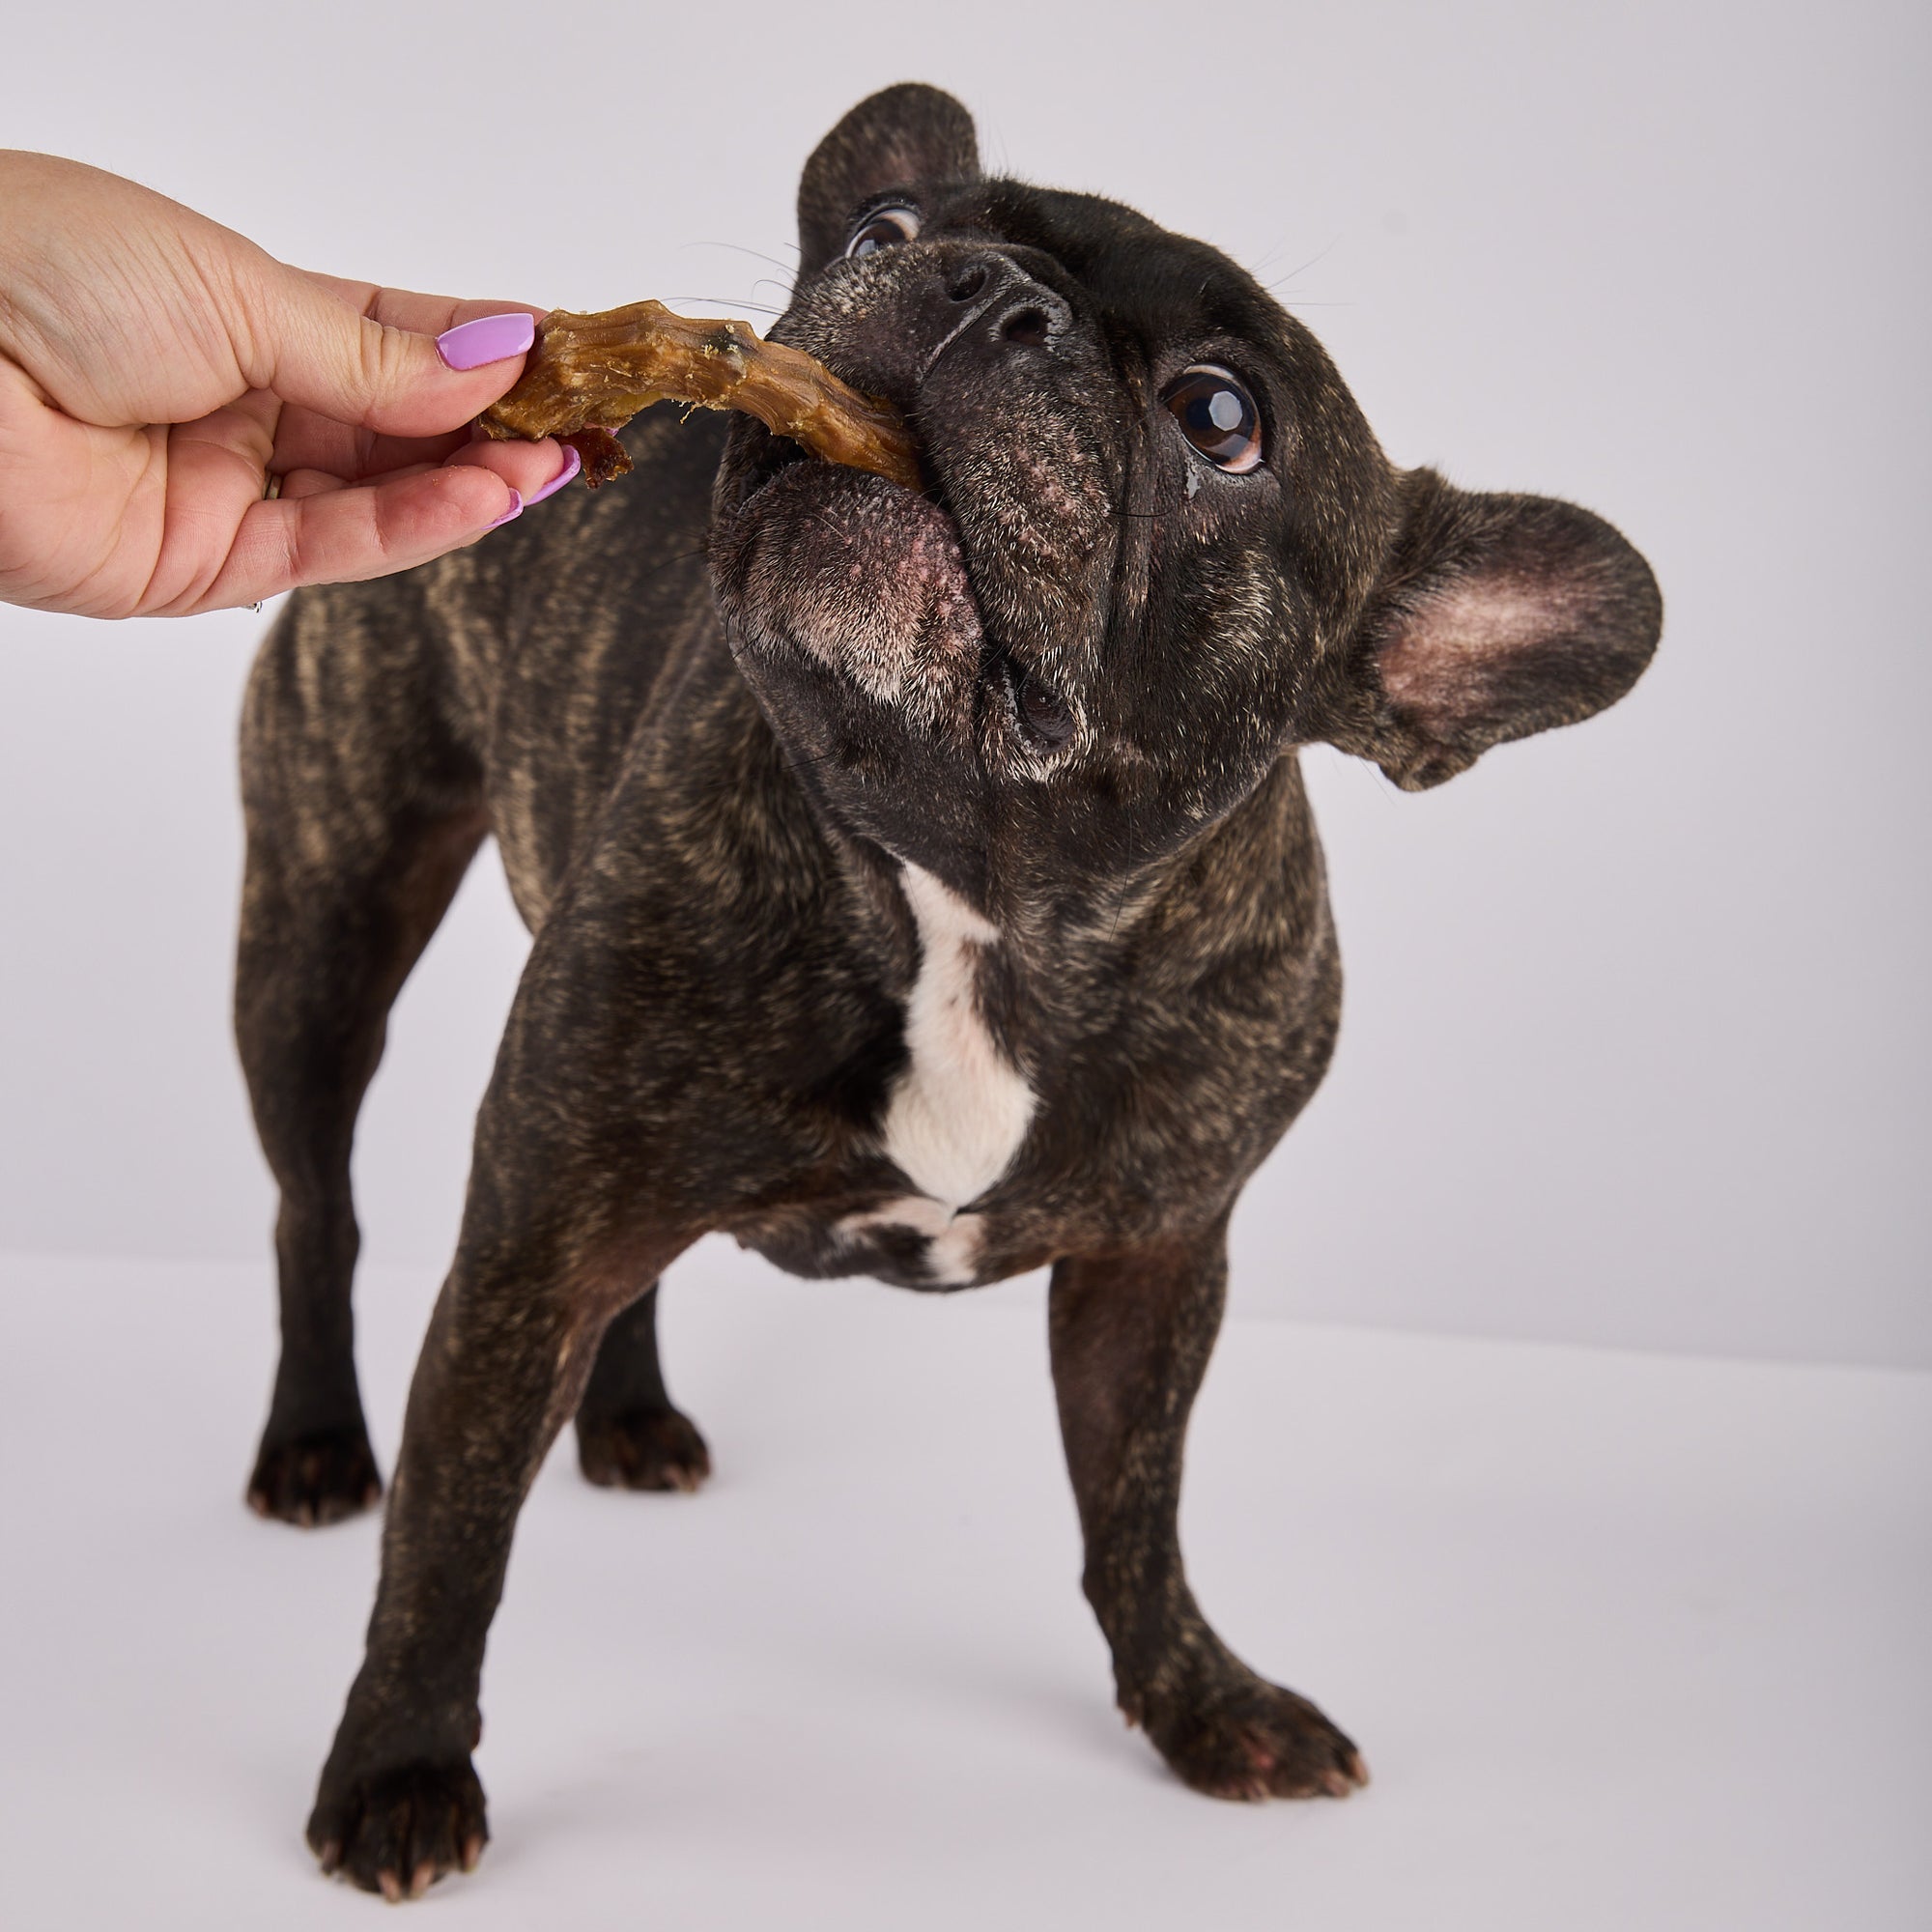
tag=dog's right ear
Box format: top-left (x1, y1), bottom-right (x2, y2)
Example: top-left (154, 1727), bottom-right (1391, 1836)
top-left (797, 84), bottom-right (980, 275)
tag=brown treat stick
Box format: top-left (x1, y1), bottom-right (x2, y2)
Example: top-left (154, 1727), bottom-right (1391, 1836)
top-left (478, 300), bottom-right (923, 493)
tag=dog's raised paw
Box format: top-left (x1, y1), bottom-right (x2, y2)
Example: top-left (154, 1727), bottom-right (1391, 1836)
top-left (576, 1406), bottom-right (712, 1492)
top-left (308, 1755), bottom-right (487, 1899)
top-left (1135, 1671), bottom-right (1368, 1803)
top-left (246, 1426), bottom-right (382, 1527)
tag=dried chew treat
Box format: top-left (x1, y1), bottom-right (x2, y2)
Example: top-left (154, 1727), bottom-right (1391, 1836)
top-left (478, 300), bottom-right (923, 492)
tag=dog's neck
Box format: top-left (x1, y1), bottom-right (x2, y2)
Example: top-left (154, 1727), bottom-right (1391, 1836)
top-left (821, 753), bottom-right (1319, 1214)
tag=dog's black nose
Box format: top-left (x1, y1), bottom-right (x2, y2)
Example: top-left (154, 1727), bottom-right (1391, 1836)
top-left (897, 248), bottom-right (1080, 389)
top-left (1000, 304), bottom-right (1053, 346)
top-left (942, 252), bottom-right (1071, 348)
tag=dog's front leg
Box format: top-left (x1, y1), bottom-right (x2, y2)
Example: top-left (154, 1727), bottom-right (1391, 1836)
top-left (1049, 1225), bottom-right (1369, 1802)
top-left (305, 1206), bottom-right (681, 1898)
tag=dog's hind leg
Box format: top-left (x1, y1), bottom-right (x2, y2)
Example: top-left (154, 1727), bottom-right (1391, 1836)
top-left (236, 593), bottom-right (489, 1527)
top-left (574, 1283), bottom-right (711, 1492)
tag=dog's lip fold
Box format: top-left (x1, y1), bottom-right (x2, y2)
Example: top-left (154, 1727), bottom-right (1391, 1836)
top-left (726, 419), bottom-right (946, 531)
top-left (729, 428), bottom-right (810, 514)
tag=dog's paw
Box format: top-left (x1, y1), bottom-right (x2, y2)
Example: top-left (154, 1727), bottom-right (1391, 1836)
top-left (576, 1406), bottom-right (712, 1492)
top-left (308, 1755), bottom-right (487, 1900)
top-left (246, 1427), bottom-right (382, 1527)
top-left (1131, 1667), bottom-right (1368, 1802)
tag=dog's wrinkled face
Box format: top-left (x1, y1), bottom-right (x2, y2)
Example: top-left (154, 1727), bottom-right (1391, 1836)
top-left (710, 86), bottom-right (1661, 914)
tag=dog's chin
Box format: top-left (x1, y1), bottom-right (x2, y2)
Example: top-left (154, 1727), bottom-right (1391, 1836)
top-left (711, 444), bottom-right (986, 738)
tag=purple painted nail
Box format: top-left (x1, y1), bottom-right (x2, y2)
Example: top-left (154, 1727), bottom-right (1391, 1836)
top-left (525, 443), bottom-right (582, 506)
top-left (437, 311), bottom-right (536, 371)
top-left (484, 489), bottom-right (524, 531)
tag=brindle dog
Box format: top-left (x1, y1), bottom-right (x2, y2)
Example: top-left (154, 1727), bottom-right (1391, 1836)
top-left (236, 84), bottom-right (1661, 1897)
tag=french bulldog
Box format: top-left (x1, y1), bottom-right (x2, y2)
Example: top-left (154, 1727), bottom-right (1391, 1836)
top-left (236, 82), bottom-right (1661, 1897)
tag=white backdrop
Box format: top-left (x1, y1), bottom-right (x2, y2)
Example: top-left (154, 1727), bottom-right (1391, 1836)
top-left (0, 0), bottom-right (1924, 1366)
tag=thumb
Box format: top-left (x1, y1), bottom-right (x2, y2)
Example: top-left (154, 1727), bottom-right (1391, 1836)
top-left (249, 265), bottom-right (539, 439)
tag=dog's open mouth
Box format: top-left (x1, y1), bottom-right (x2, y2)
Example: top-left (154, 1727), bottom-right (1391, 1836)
top-left (725, 425), bottom-right (815, 515)
top-left (724, 416), bottom-right (942, 525)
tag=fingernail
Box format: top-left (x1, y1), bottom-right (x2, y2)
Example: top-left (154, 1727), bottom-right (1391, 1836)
top-left (437, 312), bottom-right (536, 370)
top-left (485, 489), bottom-right (524, 531)
top-left (525, 444), bottom-right (582, 506)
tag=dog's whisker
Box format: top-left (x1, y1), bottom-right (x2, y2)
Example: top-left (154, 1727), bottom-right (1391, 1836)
top-left (665, 297), bottom-right (788, 317)
top-left (680, 239), bottom-right (801, 282)
top-left (1264, 236), bottom-right (1341, 291)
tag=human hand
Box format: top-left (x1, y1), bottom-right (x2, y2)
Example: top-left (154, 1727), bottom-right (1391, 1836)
top-left (0, 152), bottom-right (578, 618)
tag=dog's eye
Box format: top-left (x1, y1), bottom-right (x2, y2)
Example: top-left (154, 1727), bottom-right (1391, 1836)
top-left (1163, 366), bottom-right (1264, 473)
top-left (1010, 664), bottom-right (1075, 748)
top-left (845, 206), bottom-right (922, 259)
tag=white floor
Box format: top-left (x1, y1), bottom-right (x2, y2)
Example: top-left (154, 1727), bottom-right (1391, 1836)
top-left (0, 1246), bottom-right (1925, 1931)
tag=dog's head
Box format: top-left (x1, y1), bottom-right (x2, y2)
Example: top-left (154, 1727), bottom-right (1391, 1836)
top-left (710, 85), bottom-right (1661, 911)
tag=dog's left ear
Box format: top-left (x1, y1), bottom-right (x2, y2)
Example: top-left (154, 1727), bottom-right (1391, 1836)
top-left (797, 83), bottom-right (980, 274)
top-left (1317, 469), bottom-right (1662, 790)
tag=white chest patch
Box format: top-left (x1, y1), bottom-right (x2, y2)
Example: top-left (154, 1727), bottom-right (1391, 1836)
top-left (838, 1195), bottom-right (989, 1288)
top-left (880, 864), bottom-right (1036, 1211)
